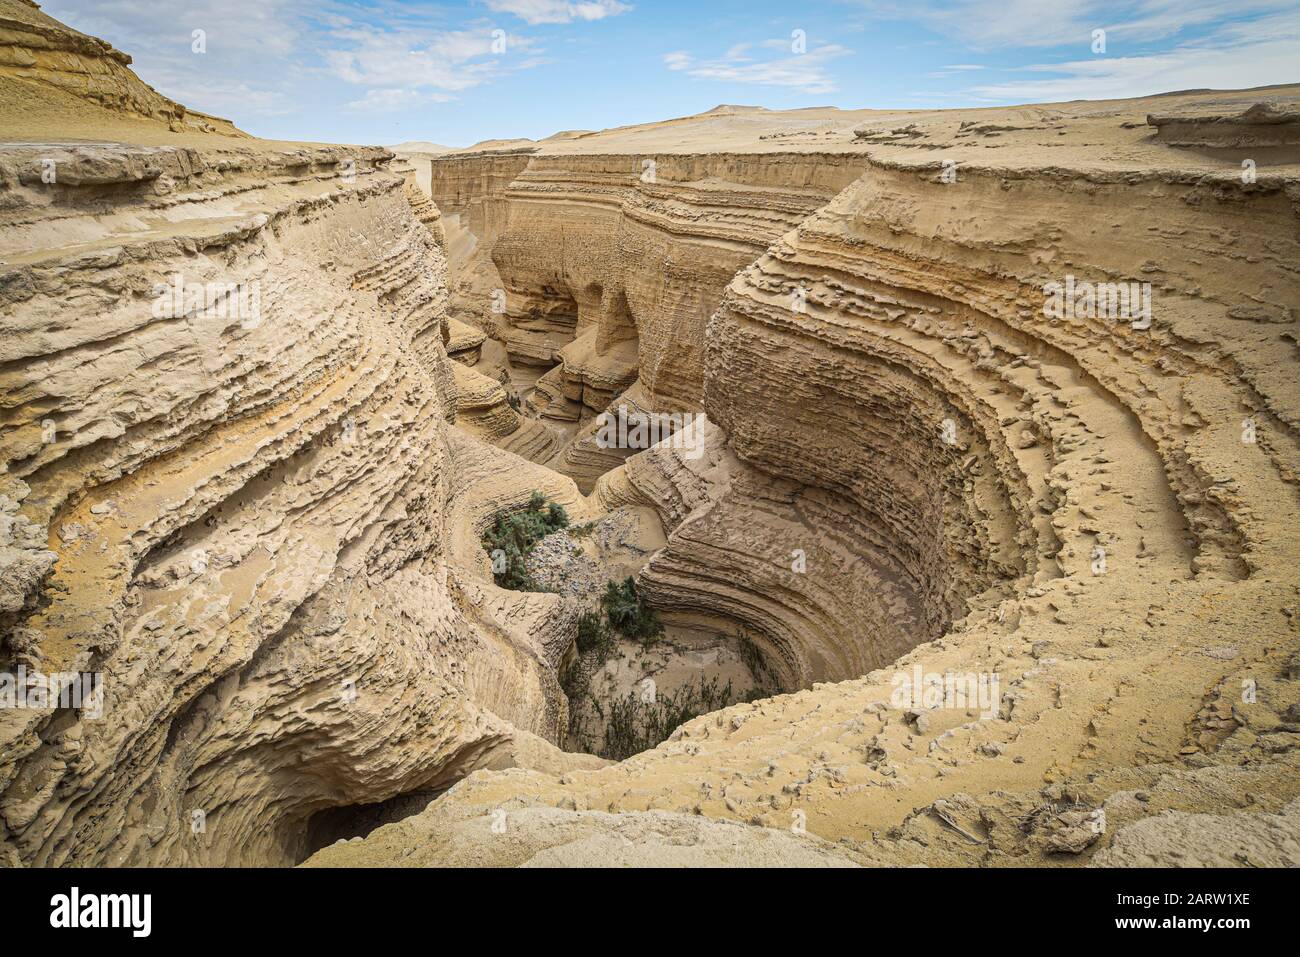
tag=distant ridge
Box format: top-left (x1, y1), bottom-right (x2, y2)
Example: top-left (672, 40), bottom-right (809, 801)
top-left (389, 140), bottom-right (453, 154)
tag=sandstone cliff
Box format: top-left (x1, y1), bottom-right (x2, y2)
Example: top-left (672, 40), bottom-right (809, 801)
top-left (0, 0), bottom-right (243, 138)
top-left (2, 4), bottom-right (1297, 868)
top-left (0, 7), bottom-right (600, 866)
top-left (368, 91), bottom-right (1299, 866)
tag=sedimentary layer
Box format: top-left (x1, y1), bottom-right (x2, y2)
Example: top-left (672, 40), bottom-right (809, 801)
top-left (424, 147), bottom-right (867, 488)
top-left (342, 89), bottom-right (1300, 866)
top-left (0, 0), bottom-right (243, 137)
top-left (3, 3), bottom-right (1298, 869)
top-left (0, 107), bottom-right (594, 866)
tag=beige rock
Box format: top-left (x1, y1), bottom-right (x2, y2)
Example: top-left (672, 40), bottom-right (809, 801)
top-left (2, 5), bottom-right (1298, 870)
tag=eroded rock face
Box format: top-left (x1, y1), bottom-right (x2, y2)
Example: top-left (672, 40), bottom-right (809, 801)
top-left (0, 0), bottom-right (243, 136)
top-left (304, 802), bottom-right (862, 868)
top-left (0, 111), bottom-right (593, 866)
top-left (1149, 102), bottom-right (1300, 149)
top-left (3, 5), bottom-right (1299, 869)
top-left (426, 149), bottom-right (866, 489)
top-left (355, 92), bottom-right (1299, 866)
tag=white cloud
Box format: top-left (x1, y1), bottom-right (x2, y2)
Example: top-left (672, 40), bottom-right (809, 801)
top-left (970, 40), bottom-right (1300, 102)
top-left (848, 0), bottom-right (1300, 50)
top-left (484, 0), bottom-right (632, 25)
top-left (663, 40), bottom-right (852, 95)
top-left (927, 63), bottom-right (989, 78)
top-left (325, 27), bottom-right (537, 92)
top-left (152, 77), bottom-right (296, 117)
top-left (48, 0), bottom-right (308, 117)
top-left (50, 0), bottom-right (304, 57)
top-left (49, 0), bottom-right (557, 129)
top-left (967, 10), bottom-right (1300, 100)
top-left (342, 88), bottom-right (455, 112)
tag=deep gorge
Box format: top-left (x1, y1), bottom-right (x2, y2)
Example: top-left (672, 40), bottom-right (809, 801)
top-left (2, 2), bottom-right (1298, 868)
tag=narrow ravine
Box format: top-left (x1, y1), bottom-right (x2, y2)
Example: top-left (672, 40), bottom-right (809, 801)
top-left (479, 488), bottom-right (784, 759)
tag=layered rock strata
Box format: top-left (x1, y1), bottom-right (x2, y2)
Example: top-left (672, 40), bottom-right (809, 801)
top-left (426, 149), bottom-right (867, 486)
top-left (3, 4), bottom-right (1298, 869)
top-left (0, 50), bottom-right (595, 863)
top-left (334, 90), bottom-right (1300, 866)
top-left (0, 0), bottom-right (242, 137)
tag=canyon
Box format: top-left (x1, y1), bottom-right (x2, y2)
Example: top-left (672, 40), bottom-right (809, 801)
top-left (1, 1), bottom-right (1298, 868)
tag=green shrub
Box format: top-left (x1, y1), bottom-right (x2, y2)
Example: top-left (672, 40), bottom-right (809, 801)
top-left (560, 576), bottom-right (663, 752)
top-left (600, 677), bottom-right (735, 761)
top-left (481, 491), bottom-right (570, 591)
top-left (600, 577), bottom-right (663, 645)
top-left (575, 611), bottom-right (611, 655)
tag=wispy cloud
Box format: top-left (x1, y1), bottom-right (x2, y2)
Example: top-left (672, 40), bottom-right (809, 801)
top-left (324, 26), bottom-right (536, 92)
top-left (342, 87), bottom-right (455, 112)
top-left (663, 38), bottom-right (852, 94)
top-left (44, 0), bottom-right (1300, 143)
top-left (49, 0), bottom-right (305, 57)
top-left (966, 9), bottom-right (1300, 100)
top-left (848, 0), bottom-right (1300, 50)
top-left (47, 0), bottom-right (309, 116)
top-left (927, 63), bottom-right (988, 78)
top-left (49, 0), bottom-right (555, 121)
top-left (484, 0), bottom-right (632, 24)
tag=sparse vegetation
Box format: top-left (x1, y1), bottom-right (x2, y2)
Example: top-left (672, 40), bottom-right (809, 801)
top-left (561, 578), bottom-right (661, 749)
top-left (600, 576), bottom-right (663, 645)
top-left (562, 605), bottom-right (619, 751)
top-left (561, 593), bottom-right (772, 757)
top-left (481, 491), bottom-right (569, 591)
top-left (575, 609), bottom-right (616, 656)
top-left (559, 655), bottom-right (586, 703)
top-left (738, 630), bottom-right (782, 696)
top-left (600, 676), bottom-right (736, 761)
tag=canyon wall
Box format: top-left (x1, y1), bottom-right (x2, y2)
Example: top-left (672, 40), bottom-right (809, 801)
top-left (0, 6), bottom-right (600, 865)
top-left (427, 148), bottom-right (866, 487)
top-left (3, 2), bottom-right (1297, 868)
top-left (425, 141), bottom-right (1002, 686)
top-left (0, 0), bottom-right (241, 136)
top-left (348, 95), bottom-right (1300, 866)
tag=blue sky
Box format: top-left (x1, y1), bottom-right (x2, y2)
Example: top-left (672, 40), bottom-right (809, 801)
top-left (47, 0), bottom-right (1300, 146)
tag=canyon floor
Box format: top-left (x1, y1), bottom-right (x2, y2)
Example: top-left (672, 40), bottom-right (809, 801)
top-left (1, 0), bottom-right (1297, 868)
